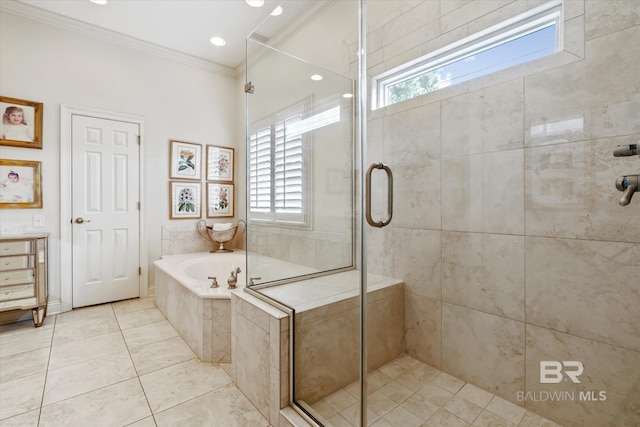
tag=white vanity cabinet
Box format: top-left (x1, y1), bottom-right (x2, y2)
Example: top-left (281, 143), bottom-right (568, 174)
top-left (0, 234), bottom-right (48, 327)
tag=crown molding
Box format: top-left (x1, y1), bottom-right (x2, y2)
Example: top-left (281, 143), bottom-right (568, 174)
top-left (0, 0), bottom-right (238, 79)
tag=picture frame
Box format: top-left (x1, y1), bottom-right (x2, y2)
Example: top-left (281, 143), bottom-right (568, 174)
top-left (0, 159), bottom-right (42, 208)
top-left (207, 182), bottom-right (234, 218)
top-left (170, 140), bottom-right (202, 180)
top-left (0, 96), bottom-right (43, 149)
top-left (170, 181), bottom-right (201, 219)
top-left (206, 145), bottom-right (234, 182)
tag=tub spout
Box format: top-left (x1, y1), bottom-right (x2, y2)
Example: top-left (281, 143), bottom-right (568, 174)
top-left (227, 267), bottom-right (241, 289)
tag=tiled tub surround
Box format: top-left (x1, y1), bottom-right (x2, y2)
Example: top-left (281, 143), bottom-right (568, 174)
top-left (260, 271), bottom-right (404, 405)
top-left (231, 291), bottom-right (290, 425)
top-left (160, 223), bottom-right (245, 256)
top-left (358, 1), bottom-right (640, 426)
top-left (154, 251), bottom-right (247, 363)
top-left (247, 223), bottom-right (352, 271)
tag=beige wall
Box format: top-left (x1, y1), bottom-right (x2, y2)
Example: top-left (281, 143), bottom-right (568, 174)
top-left (0, 10), bottom-right (241, 309)
top-left (361, 1), bottom-right (640, 426)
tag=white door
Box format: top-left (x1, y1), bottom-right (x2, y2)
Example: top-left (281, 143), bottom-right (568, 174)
top-left (71, 115), bottom-right (140, 307)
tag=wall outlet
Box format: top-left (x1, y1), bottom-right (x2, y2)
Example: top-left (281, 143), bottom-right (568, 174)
top-left (33, 214), bottom-right (45, 228)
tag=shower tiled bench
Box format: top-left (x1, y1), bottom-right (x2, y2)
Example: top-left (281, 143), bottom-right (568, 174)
top-left (231, 271), bottom-right (404, 425)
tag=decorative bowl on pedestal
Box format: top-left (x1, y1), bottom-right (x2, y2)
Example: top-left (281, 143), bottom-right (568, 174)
top-left (197, 220), bottom-right (245, 253)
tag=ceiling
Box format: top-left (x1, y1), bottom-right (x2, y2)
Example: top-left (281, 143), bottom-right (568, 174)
top-left (3, 0), bottom-right (321, 74)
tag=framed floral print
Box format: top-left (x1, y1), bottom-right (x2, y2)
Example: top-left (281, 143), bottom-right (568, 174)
top-left (0, 159), bottom-right (42, 208)
top-left (0, 96), bottom-right (43, 149)
top-left (170, 140), bottom-right (202, 180)
top-left (206, 145), bottom-right (234, 182)
top-left (170, 181), bottom-right (201, 219)
top-left (207, 183), bottom-right (234, 218)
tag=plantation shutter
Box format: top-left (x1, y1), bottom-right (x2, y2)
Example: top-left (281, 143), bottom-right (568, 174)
top-left (249, 126), bottom-right (272, 213)
top-left (274, 115), bottom-right (303, 217)
top-left (248, 102), bottom-right (308, 225)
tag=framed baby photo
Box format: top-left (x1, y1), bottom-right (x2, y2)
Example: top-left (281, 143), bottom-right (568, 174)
top-left (0, 96), bottom-right (43, 149)
top-left (170, 181), bottom-right (201, 219)
top-left (207, 183), bottom-right (234, 218)
top-left (206, 145), bottom-right (234, 182)
top-left (0, 159), bottom-right (42, 209)
top-left (169, 140), bottom-right (202, 180)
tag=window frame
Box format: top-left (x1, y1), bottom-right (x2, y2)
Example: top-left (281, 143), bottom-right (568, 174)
top-left (248, 99), bottom-right (313, 228)
top-left (372, 0), bottom-right (563, 110)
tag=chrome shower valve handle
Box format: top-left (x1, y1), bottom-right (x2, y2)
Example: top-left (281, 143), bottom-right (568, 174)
top-left (612, 144), bottom-right (638, 158)
top-left (615, 175), bottom-right (639, 206)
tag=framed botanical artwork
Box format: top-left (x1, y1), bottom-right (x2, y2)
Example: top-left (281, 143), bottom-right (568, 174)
top-left (0, 96), bottom-right (43, 149)
top-left (206, 145), bottom-right (234, 182)
top-left (170, 140), bottom-right (202, 180)
top-left (207, 182), bottom-right (234, 218)
top-left (0, 159), bottom-right (42, 208)
top-left (170, 181), bottom-right (201, 219)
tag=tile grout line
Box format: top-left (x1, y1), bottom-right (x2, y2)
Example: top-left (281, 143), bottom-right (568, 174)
top-left (112, 302), bottom-right (158, 426)
top-left (36, 313), bottom-right (57, 427)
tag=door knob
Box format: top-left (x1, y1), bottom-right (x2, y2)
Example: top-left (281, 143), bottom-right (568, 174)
top-left (74, 217), bottom-right (91, 224)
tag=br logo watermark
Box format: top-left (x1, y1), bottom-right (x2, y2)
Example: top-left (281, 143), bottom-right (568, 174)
top-left (516, 361), bottom-right (607, 402)
top-left (540, 361), bottom-right (583, 384)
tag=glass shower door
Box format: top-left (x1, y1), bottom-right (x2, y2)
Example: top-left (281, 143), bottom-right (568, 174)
top-left (244, 1), bottom-right (360, 423)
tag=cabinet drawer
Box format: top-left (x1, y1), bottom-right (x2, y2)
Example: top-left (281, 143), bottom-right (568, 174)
top-left (0, 269), bottom-right (35, 286)
top-left (1, 241), bottom-right (32, 255)
top-left (0, 283), bottom-right (35, 302)
top-left (0, 256), bottom-right (32, 271)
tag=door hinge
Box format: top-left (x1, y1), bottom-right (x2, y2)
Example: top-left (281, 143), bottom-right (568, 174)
top-left (244, 81), bottom-right (254, 94)
top-left (137, 135), bottom-right (141, 145)
top-left (139, 267), bottom-right (142, 276)
top-left (137, 201), bottom-right (140, 210)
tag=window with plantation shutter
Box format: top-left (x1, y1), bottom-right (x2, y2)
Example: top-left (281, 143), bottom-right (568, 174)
top-left (249, 126), bottom-right (272, 213)
top-left (249, 104), bottom-right (309, 226)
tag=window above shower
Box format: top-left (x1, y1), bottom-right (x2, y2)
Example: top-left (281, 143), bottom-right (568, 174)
top-left (371, 0), bottom-right (563, 110)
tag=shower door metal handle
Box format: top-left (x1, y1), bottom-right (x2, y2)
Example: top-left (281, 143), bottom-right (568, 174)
top-left (365, 162), bottom-right (393, 228)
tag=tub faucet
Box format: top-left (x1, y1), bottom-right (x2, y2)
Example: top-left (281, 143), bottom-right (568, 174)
top-left (615, 175), bottom-right (639, 206)
top-left (227, 267), bottom-right (241, 289)
top-left (208, 276), bottom-right (219, 288)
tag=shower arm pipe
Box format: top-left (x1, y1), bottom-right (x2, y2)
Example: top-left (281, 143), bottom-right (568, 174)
top-left (365, 162), bottom-right (393, 228)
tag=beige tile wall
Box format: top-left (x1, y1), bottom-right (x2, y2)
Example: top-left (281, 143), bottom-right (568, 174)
top-left (231, 291), bottom-right (290, 425)
top-left (294, 283), bottom-right (404, 404)
top-left (360, 1), bottom-right (640, 425)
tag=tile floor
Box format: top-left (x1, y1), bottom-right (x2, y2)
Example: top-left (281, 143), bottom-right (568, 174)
top-left (309, 354), bottom-right (564, 427)
top-left (0, 297), bottom-right (564, 427)
top-left (0, 298), bottom-right (270, 427)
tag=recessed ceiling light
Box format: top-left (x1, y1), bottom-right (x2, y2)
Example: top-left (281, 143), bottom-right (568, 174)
top-left (342, 93), bottom-right (353, 98)
top-left (310, 74), bottom-right (323, 81)
top-left (209, 36), bottom-right (226, 46)
top-left (271, 6), bottom-right (283, 16)
top-left (89, 0), bottom-right (108, 4)
top-left (245, 0), bottom-right (265, 7)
